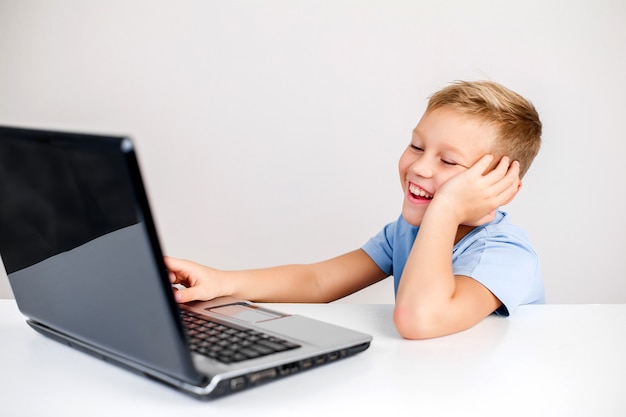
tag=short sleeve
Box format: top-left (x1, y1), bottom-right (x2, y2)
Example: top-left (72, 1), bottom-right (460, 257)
top-left (453, 225), bottom-right (544, 316)
top-left (361, 221), bottom-right (395, 276)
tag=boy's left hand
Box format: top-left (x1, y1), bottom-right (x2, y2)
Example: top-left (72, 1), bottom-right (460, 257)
top-left (434, 154), bottom-right (521, 226)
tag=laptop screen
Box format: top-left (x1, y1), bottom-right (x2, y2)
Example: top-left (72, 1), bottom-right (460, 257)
top-left (0, 129), bottom-right (138, 274)
top-left (0, 126), bottom-right (204, 385)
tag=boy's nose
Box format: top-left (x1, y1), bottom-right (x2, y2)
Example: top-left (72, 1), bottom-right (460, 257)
top-left (411, 157), bottom-right (434, 178)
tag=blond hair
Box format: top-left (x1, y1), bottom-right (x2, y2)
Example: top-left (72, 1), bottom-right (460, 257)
top-left (427, 80), bottom-right (542, 178)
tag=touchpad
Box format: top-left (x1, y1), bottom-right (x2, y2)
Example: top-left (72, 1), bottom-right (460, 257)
top-left (207, 303), bottom-right (287, 323)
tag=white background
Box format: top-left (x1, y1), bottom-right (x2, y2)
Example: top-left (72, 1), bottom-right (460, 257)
top-left (1, 0), bottom-right (625, 303)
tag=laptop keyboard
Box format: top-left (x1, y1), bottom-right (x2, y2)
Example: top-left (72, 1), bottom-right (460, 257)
top-left (181, 310), bottom-right (301, 364)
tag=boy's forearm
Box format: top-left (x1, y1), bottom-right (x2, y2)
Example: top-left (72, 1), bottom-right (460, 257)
top-left (225, 264), bottom-right (324, 303)
top-left (396, 203), bottom-right (458, 307)
top-left (394, 202), bottom-right (462, 337)
top-left (225, 250), bottom-right (385, 304)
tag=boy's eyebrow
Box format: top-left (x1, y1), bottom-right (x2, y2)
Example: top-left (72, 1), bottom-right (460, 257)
top-left (411, 127), bottom-right (470, 160)
top-left (410, 127), bottom-right (429, 144)
top-left (439, 143), bottom-right (467, 157)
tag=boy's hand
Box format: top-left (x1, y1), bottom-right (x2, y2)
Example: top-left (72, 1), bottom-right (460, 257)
top-left (164, 256), bottom-right (231, 303)
top-left (433, 154), bottom-right (521, 226)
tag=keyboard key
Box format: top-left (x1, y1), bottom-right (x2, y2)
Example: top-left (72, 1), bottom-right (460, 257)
top-left (180, 310), bottom-right (300, 364)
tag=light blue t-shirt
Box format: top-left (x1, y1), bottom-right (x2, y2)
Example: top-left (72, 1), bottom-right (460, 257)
top-left (361, 210), bottom-right (544, 316)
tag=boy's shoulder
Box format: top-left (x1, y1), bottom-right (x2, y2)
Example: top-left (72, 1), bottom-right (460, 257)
top-left (455, 210), bottom-right (537, 259)
top-left (366, 210), bottom-right (534, 256)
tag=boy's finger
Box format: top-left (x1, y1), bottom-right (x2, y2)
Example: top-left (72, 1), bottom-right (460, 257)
top-left (496, 161), bottom-right (522, 202)
top-left (483, 156), bottom-right (511, 183)
top-left (173, 286), bottom-right (195, 303)
top-left (164, 256), bottom-right (198, 277)
top-left (502, 160), bottom-right (521, 187)
top-left (494, 156), bottom-right (511, 174)
top-left (164, 256), bottom-right (184, 272)
top-left (473, 154), bottom-right (496, 175)
top-left (507, 159), bottom-right (521, 176)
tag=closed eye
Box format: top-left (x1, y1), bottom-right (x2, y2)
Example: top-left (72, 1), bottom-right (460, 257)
top-left (441, 159), bottom-right (457, 166)
top-left (410, 144), bottom-right (424, 152)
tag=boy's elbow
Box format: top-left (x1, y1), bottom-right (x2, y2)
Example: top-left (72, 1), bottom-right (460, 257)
top-left (393, 304), bottom-right (442, 340)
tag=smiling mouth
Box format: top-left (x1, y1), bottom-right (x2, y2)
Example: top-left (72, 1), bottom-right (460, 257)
top-left (409, 184), bottom-right (433, 200)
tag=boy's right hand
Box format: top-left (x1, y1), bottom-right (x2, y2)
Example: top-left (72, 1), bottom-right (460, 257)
top-left (434, 154), bottom-right (521, 227)
top-left (164, 256), bottom-right (231, 303)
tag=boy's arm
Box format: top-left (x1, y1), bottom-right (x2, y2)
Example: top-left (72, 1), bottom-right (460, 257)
top-left (166, 249), bottom-right (386, 304)
top-left (394, 155), bottom-right (520, 340)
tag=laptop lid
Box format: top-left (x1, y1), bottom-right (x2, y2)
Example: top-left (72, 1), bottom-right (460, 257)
top-left (0, 126), bottom-right (205, 386)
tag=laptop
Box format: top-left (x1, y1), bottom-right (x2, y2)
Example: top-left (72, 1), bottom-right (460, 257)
top-left (0, 125), bottom-right (372, 400)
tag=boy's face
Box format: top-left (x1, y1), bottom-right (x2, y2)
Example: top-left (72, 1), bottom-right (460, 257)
top-left (398, 106), bottom-right (499, 226)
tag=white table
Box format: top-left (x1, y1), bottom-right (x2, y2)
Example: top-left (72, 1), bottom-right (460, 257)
top-left (1, 300), bottom-right (625, 416)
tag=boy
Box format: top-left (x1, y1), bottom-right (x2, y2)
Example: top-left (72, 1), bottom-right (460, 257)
top-left (165, 80), bottom-right (544, 339)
